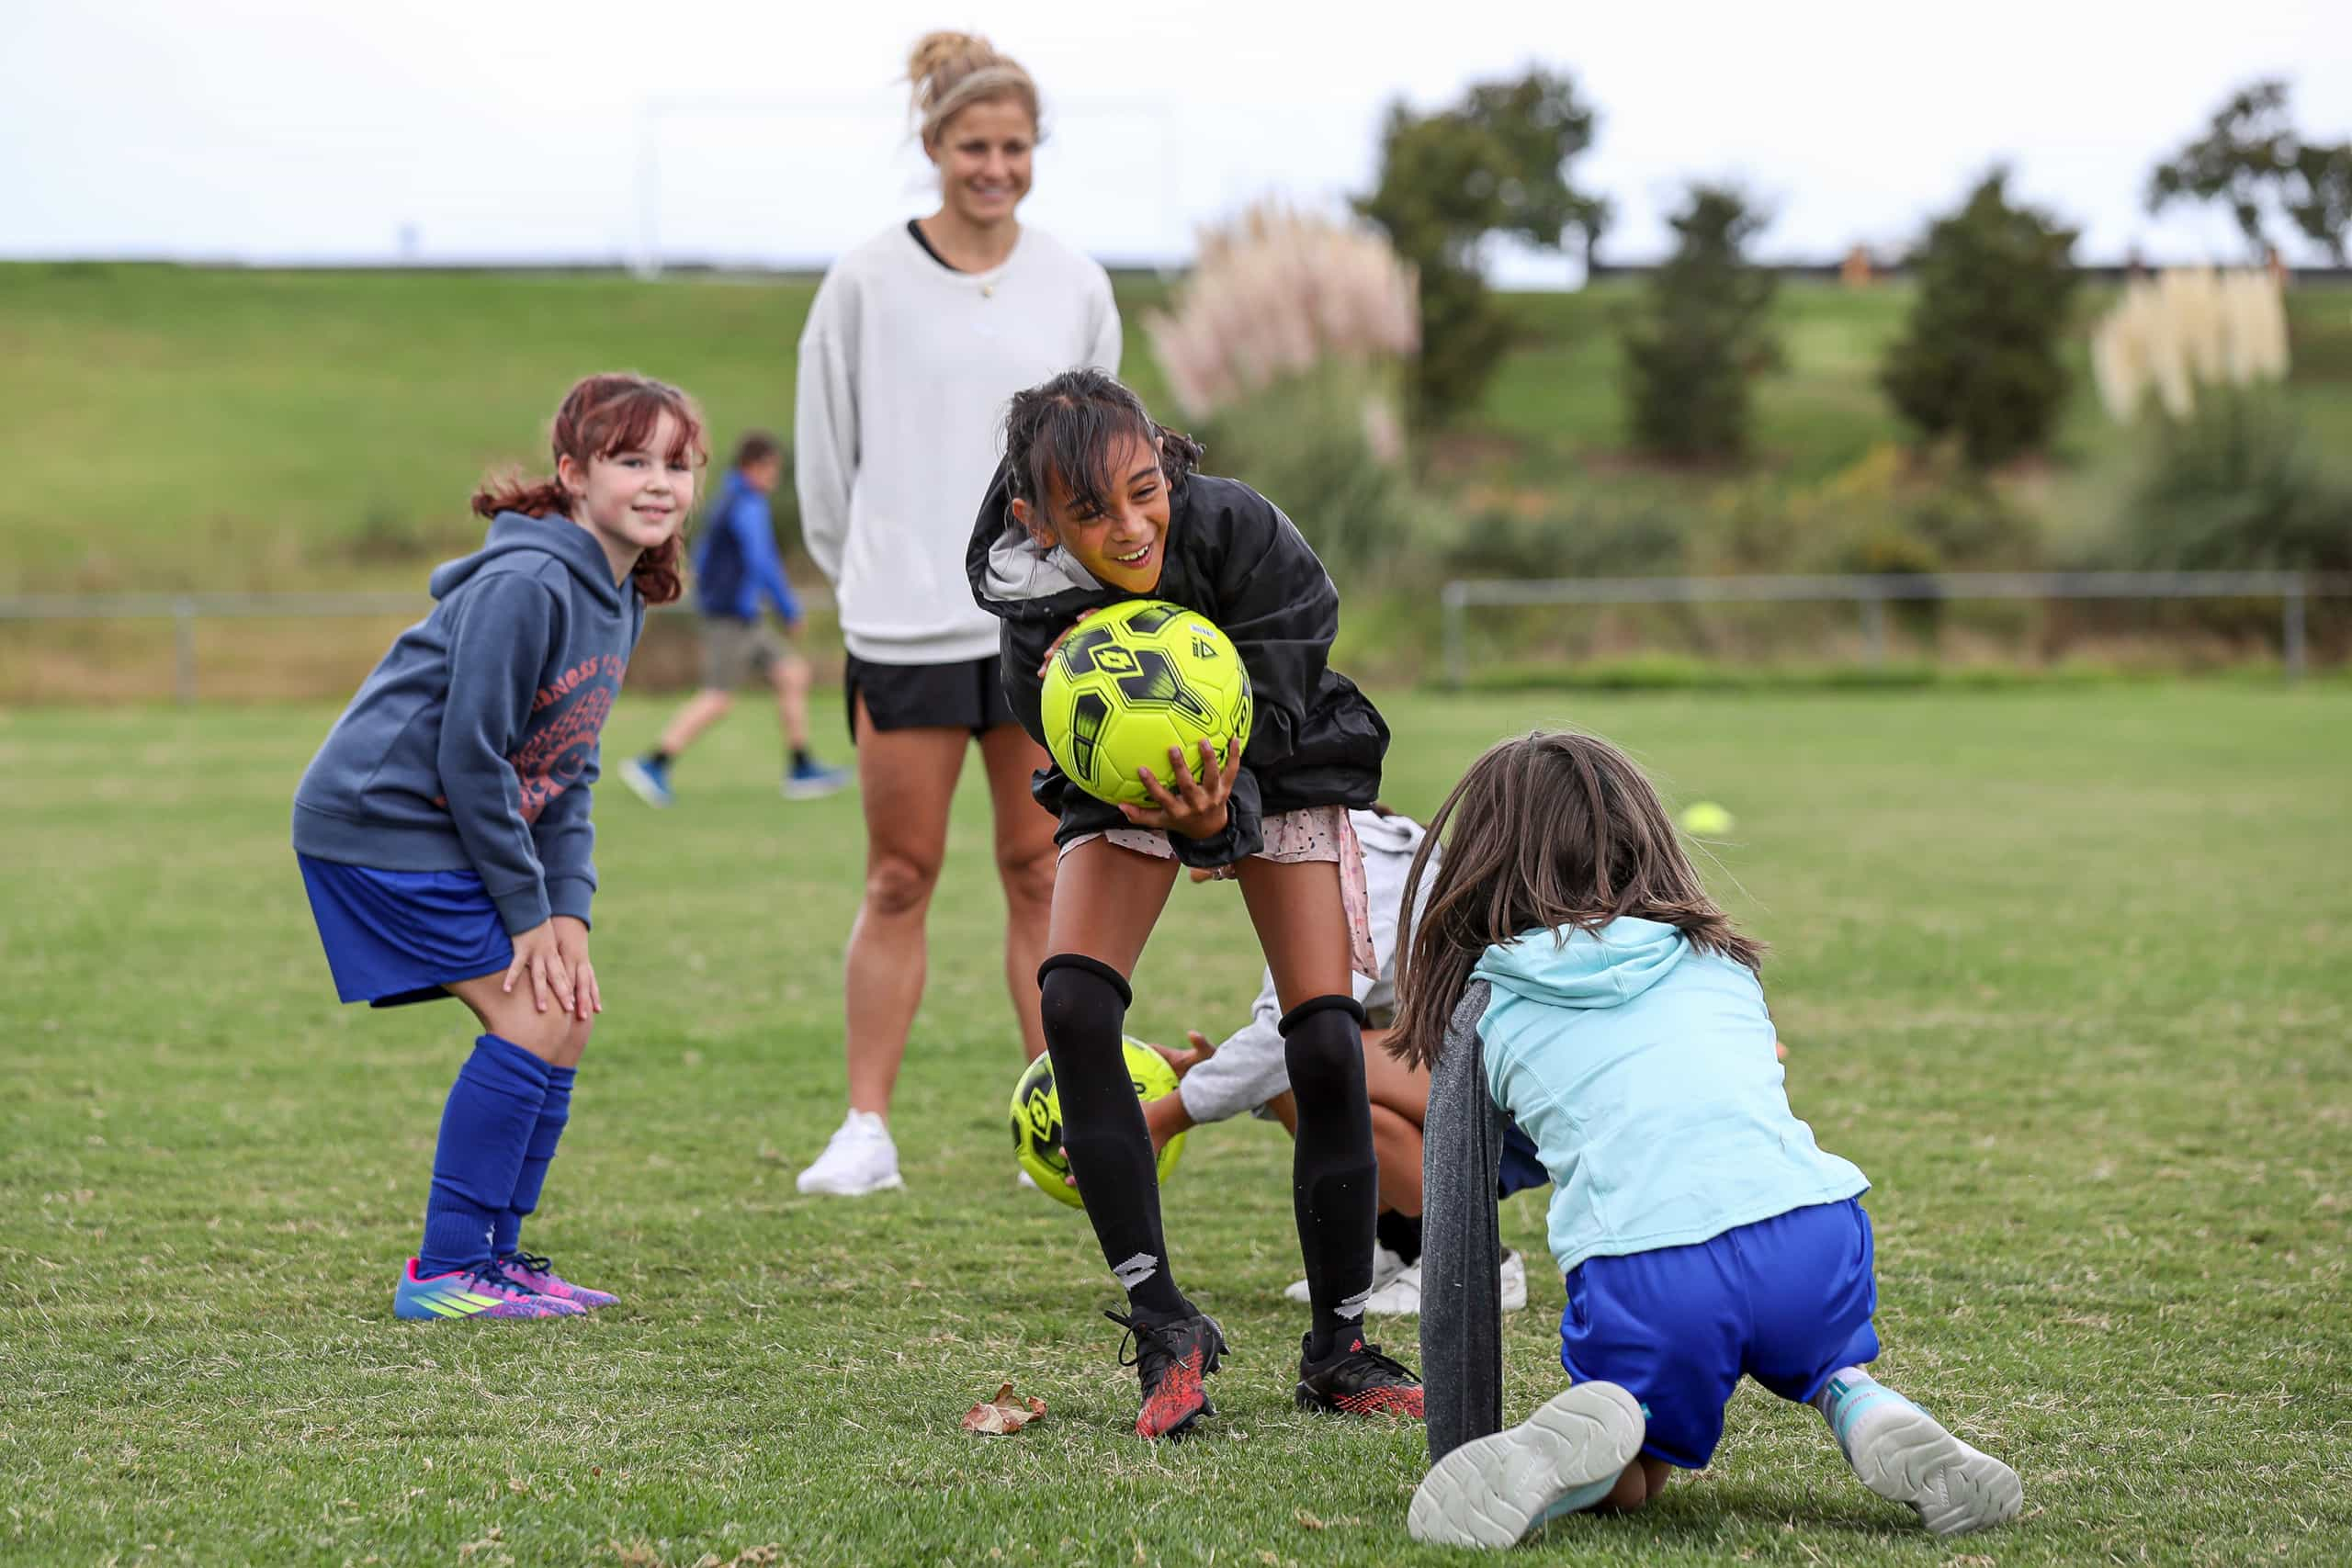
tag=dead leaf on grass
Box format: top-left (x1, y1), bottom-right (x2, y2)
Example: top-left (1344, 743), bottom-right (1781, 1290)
top-left (960, 1381), bottom-right (1048, 1435)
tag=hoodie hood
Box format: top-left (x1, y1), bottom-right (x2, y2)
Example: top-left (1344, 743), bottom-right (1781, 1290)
top-left (1351, 807), bottom-right (1424, 861)
top-left (428, 511), bottom-right (628, 611)
top-left (1471, 917), bottom-right (1688, 1010)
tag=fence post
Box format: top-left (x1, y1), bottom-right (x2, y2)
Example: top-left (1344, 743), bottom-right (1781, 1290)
top-left (2283, 576), bottom-right (2307, 683)
top-left (1860, 594), bottom-right (1888, 665)
top-left (173, 596), bottom-right (198, 705)
top-left (1442, 581), bottom-right (1466, 689)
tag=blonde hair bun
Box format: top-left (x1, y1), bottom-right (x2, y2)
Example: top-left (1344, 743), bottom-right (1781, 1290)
top-left (905, 29), bottom-right (1040, 145)
top-left (907, 29), bottom-right (989, 85)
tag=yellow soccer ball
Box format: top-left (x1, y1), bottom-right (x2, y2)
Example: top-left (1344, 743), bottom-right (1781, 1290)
top-left (1009, 1037), bottom-right (1187, 1211)
top-left (1040, 600), bottom-right (1253, 807)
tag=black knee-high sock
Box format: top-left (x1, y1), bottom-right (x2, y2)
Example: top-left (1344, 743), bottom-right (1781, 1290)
top-left (1038, 955), bottom-right (1192, 1323)
top-left (1282, 995), bottom-right (1379, 1359)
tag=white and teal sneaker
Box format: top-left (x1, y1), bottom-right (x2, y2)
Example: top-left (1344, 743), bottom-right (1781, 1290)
top-left (1819, 1371), bottom-right (2023, 1537)
top-left (1407, 1382), bottom-right (1645, 1548)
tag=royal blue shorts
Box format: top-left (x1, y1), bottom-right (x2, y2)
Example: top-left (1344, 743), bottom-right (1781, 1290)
top-left (297, 853), bottom-right (514, 1008)
top-left (1559, 1197), bottom-right (1882, 1468)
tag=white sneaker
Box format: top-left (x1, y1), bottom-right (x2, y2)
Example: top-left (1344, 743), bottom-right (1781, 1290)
top-left (1828, 1377), bottom-right (2023, 1538)
top-left (1499, 1248), bottom-right (1528, 1313)
top-left (795, 1111), bottom-right (904, 1197)
top-left (1363, 1260), bottom-right (1423, 1314)
top-left (1408, 1381), bottom-right (1645, 1548)
top-left (1284, 1244), bottom-right (1403, 1304)
top-left (1355, 1249), bottom-right (1526, 1317)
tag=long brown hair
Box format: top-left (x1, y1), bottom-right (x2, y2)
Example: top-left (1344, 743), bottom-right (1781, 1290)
top-left (470, 373), bottom-right (707, 605)
top-left (1389, 730), bottom-right (1764, 1070)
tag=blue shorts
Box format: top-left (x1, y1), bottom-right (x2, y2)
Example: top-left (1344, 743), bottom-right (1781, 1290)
top-left (1559, 1197), bottom-right (1881, 1469)
top-left (297, 853), bottom-right (514, 1008)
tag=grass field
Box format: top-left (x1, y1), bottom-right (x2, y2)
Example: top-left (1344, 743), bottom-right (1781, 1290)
top-left (6, 684), bottom-right (2349, 1566)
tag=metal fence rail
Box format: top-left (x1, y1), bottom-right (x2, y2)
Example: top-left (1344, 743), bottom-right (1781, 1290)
top-left (1440, 570), bottom-right (2352, 686)
top-left (0, 592), bottom-right (701, 705)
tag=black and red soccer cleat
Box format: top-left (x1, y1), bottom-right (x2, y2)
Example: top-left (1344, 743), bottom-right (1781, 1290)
top-left (1105, 1308), bottom-right (1227, 1440)
top-left (1295, 1332), bottom-right (1425, 1419)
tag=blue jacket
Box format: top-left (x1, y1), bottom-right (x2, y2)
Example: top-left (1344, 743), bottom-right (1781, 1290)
top-left (291, 512), bottom-right (646, 934)
top-left (1471, 917), bottom-right (1868, 1275)
top-left (693, 469), bottom-right (800, 624)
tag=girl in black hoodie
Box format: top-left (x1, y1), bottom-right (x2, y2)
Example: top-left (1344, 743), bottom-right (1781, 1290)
top-left (967, 367), bottom-right (1419, 1438)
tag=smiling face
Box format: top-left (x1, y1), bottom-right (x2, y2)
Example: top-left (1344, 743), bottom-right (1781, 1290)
top-left (927, 96), bottom-right (1035, 230)
top-left (1013, 431), bottom-right (1170, 594)
top-left (560, 409), bottom-right (696, 581)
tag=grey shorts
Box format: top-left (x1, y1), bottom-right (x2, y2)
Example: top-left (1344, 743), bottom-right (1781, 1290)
top-left (700, 617), bottom-right (797, 690)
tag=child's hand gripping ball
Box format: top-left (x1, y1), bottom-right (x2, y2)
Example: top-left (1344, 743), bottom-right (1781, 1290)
top-left (1039, 600), bottom-right (1253, 808)
top-left (1010, 1039), bottom-right (1187, 1210)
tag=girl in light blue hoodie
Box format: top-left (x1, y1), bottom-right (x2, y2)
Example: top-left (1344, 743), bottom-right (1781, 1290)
top-left (1391, 731), bottom-right (2021, 1549)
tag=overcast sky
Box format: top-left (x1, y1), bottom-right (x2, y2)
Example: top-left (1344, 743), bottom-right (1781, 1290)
top-left (9, 0), bottom-right (2351, 280)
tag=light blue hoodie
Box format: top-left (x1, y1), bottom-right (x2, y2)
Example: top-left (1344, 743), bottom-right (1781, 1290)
top-left (1472, 917), bottom-right (1868, 1277)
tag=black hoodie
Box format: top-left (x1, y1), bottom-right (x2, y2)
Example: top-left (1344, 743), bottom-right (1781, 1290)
top-left (966, 465), bottom-right (1388, 867)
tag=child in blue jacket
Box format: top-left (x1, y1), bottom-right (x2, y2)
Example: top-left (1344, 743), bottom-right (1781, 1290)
top-left (1394, 730), bottom-right (2021, 1547)
top-left (622, 430), bottom-right (849, 806)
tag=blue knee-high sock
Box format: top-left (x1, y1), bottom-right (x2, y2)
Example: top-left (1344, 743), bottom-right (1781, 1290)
top-left (418, 1036), bottom-right (551, 1278)
top-left (497, 1064), bottom-right (574, 1258)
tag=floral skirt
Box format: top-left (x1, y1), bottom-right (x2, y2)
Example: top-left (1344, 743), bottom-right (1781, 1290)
top-left (1060, 804), bottom-right (1377, 983)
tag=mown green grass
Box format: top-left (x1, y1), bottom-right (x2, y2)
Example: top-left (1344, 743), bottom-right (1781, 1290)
top-left (5, 685), bottom-right (2348, 1565)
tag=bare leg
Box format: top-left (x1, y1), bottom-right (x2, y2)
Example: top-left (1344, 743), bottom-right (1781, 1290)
top-left (1362, 1024), bottom-right (1428, 1214)
top-left (771, 654), bottom-right (811, 753)
top-left (841, 700), bottom-right (967, 1118)
top-left (656, 688), bottom-right (734, 759)
top-left (443, 975), bottom-right (595, 1068)
top-left (1236, 857), bottom-right (1353, 1010)
top-left (1594, 1457), bottom-right (1672, 1512)
top-left (978, 721), bottom-right (1057, 1062)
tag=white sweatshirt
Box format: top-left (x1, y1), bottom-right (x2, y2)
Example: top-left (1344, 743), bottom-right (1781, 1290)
top-left (795, 223), bottom-right (1122, 665)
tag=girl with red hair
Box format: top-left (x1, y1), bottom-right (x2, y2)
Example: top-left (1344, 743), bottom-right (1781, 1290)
top-left (292, 373), bottom-right (704, 1321)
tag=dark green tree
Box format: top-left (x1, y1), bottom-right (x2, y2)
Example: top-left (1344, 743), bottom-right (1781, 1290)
top-left (1356, 68), bottom-right (1609, 423)
top-left (1881, 169), bottom-right (2080, 468)
top-left (1620, 184), bottom-right (1780, 459)
top-left (2147, 79), bottom-right (2352, 265)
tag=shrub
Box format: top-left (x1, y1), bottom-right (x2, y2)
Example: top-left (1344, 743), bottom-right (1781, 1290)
top-left (1881, 169), bottom-right (2081, 467)
top-left (1620, 185), bottom-right (1781, 460)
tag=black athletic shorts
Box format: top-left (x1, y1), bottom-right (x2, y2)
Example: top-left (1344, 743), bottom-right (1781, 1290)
top-left (843, 653), bottom-right (1020, 742)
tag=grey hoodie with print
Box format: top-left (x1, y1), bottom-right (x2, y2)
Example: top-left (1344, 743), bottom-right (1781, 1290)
top-left (291, 512), bottom-right (645, 935)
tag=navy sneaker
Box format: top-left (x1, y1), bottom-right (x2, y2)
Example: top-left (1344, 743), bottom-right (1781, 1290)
top-left (783, 758), bottom-right (854, 801)
top-left (618, 756), bottom-right (673, 808)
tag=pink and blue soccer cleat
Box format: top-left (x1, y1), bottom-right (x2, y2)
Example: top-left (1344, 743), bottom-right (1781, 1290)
top-left (499, 1251), bottom-right (620, 1310)
top-left (394, 1258), bottom-right (585, 1321)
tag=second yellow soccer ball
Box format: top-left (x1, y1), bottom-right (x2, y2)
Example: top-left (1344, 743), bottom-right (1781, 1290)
top-left (1039, 600), bottom-right (1254, 807)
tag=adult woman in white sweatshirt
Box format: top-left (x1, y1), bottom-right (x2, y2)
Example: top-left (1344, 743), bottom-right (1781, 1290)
top-left (793, 31), bottom-right (1123, 1196)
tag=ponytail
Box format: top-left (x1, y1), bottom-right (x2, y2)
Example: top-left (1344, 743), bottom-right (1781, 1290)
top-left (469, 373), bottom-right (706, 606)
